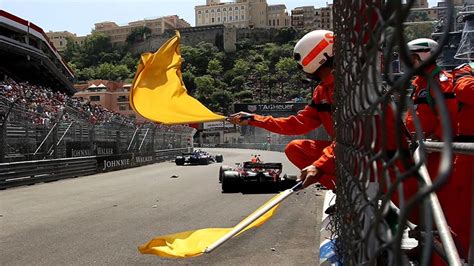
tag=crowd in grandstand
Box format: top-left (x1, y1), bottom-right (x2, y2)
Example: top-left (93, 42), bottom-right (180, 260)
top-left (0, 76), bottom-right (192, 132)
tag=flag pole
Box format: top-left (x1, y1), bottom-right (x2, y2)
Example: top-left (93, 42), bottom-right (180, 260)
top-left (203, 181), bottom-right (303, 253)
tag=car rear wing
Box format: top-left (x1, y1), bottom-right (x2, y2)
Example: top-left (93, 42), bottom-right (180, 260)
top-left (243, 162), bottom-right (282, 170)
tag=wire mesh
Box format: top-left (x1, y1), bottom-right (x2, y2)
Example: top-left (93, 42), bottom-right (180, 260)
top-left (0, 95), bottom-right (195, 162)
top-left (331, 0), bottom-right (461, 265)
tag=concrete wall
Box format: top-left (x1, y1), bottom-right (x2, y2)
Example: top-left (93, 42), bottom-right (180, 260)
top-left (132, 25), bottom-right (228, 53)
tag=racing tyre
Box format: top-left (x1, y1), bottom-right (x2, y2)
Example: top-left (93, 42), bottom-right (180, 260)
top-left (175, 157), bottom-right (185, 166)
top-left (199, 157), bottom-right (210, 165)
top-left (222, 172), bottom-right (240, 193)
top-left (219, 165), bottom-right (232, 182)
top-left (215, 154), bottom-right (224, 163)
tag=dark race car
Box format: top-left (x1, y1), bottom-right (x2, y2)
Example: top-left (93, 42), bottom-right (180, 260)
top-left (219, 161), bottom-right (297, 192)
top-left (175, 150), bottom-right (223, 165)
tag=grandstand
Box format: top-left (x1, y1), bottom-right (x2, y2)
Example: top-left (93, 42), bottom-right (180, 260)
top-left (0, 10), bottom-right (75, 94)
top-left (0, 10), bottom-right (195, 189)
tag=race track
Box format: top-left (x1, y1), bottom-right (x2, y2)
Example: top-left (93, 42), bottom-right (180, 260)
top-left (0, 148), bottom-right (325, 265)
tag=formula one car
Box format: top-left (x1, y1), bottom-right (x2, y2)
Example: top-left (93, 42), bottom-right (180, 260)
top-left (175, 150), bottom-right (223, 165)
top-left (219, 161), bottom-right (297, 192)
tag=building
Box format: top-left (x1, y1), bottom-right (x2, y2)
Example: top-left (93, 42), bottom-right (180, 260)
top-left (195, 0), bottom-right (251, 28)
top-left (267, 4), bottom-right (290, 28)
top-left (195, 0), bottom-right (288, 28)
top-left (291, 6), bottom-right (316, 30)
top-left (93, 15), bottom-right (190, 44)
top-left (412, 0), bottom-right (428, 8)
top-left (46, 31), bottom-right (77, 52)
top-left (290, 4), bottom-right (333, 30)
top-left (73, 80), bottom-right (140, 120)
top-left (318, 4), bottom-right (333, 30)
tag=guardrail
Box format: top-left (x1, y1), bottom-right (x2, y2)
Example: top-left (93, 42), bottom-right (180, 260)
top-left (0, 148), bottom-right (188, 189)
top-left (201, 143), bottom-right (287, 152)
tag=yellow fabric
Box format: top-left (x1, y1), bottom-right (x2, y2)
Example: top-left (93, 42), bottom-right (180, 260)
top-left (130, 31), bottom-right (225, 124)
top-left (139, 194), bottom-right (282, 258)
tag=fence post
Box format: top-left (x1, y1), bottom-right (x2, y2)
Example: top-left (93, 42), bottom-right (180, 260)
top-left (0, 121), bottom-right (5, 163)
top-left (52, 123), bottom-right (58, 159)
top-left (89, 125), bottom-right (95, 156)
top-left (151, 126), bottom-right (156, 152)
top-left (115, 129), bottom-right (121, 154)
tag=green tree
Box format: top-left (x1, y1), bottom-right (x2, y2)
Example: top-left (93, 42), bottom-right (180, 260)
top-left (210, 90), bottom-right (233, 114)
top-left (113, 65), bottom-right (131, 80)
top-left (232, 59), bottom-right (251, 76)
top-left (62, 36), bottom-right (80, 62)
top-left (126, 27), bottom-right (152, 45)
top-left (405, 22), bottom-right (434, 41)
top-left (77, 32), bottom-right (112, 68)
top-left (182, 70), bottom-right (197, 94)
top-left (207, 58), bottom-right (223, 78)
top-left (194, 75), bottom-right (215, 100)
top-left (76, 67), bottom-right (96, 81)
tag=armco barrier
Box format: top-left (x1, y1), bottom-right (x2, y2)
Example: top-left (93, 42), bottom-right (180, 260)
top-left (0, 157), bottom-right (97, 189)
top-left (0, 148), bottom-right (188, 189)
top-left (211, 143), bottom-right (287, 152)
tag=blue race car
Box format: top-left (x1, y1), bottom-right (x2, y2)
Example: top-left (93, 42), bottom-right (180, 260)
top-left (175, 150), bottom-right (223, 165)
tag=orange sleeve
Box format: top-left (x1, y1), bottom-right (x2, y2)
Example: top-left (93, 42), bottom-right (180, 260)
top-left (455, 76), bottom-right (474, 105)
top-left (312, 142), bottom-right (335, 175)
top-left (248, 105), bottom-right (322, 135)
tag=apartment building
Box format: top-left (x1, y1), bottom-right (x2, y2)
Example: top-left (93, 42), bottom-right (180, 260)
top-left (94, 15), bottom-right (190, 44)
top-left (291, 6), bottom-right (316, 30)
top-left (290, 4), bottom-right (333, 31)
top-left (267, 4), bottom-right (290, 28)
top-left (195, 0), bottom-right (287, 28)
top-left (318, 4), bottom-right (333, 30)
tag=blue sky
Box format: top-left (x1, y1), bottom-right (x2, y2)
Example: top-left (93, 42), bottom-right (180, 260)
top-left (1, 0), bottom-right (439, 36)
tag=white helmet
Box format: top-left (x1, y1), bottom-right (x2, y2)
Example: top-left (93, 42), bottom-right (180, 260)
top-left (407, 38), bottom-right (438, 61)
top-left (293, 30), bottom-right (334, 74)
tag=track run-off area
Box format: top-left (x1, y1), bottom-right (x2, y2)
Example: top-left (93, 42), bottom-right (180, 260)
top-left (0, 148), bottom-right (325, 265)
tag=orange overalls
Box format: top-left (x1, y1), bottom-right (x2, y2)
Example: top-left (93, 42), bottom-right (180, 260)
top-left (249, 75), bottom-right (336, 189)
top-left (449, 64), bottom-right (474, 260)
top-left (406, 65), bottom-right (468, 263)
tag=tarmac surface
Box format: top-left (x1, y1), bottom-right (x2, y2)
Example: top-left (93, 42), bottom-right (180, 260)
top-left (0, 148), bottom-right (325, 265)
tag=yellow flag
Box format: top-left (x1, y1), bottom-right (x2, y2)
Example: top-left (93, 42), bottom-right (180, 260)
top-left (138, 194), bottom-right (281, 258)
top-left (130, 31), bottom-right (225, 124)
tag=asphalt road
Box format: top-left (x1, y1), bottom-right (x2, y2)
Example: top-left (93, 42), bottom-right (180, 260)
top-left (0, 148), bottom-right (325, 265)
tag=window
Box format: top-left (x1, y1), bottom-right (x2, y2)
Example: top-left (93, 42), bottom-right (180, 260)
top-left (119, 105), bottom-right (126, 111)
top-left (90, 96), bottom-right (100, 101)
top-left (217, 8), bottom-right (220, 12)
top-left (223, 8), bottom-right (226, 11)
top-left (277, 19), bottom-right (279, 26)
top-left (198, 11), bottom-right (201, 14)
top-left (218, 17), bottom-right (220, 22)
top-left (229, 16), bottom-right (232, 21)
top-left (242, 15), bottom-right (245, 20)
top-left (235, 7), bottom-right (238, 10)
top-left (223, 16), bottom-right (226, 21)
top-left (211, 9), bottom-right (214, 12)
top-left (235, 16), bottom-right (238, 20)
top-left (212, 18), bottom-right (215, 22)
top-left (117, 95), bottom-right (128, 102)
top-left (241, 6), bottom-right (244, 9)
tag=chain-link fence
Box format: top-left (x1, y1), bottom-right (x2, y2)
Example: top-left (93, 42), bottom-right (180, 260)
top-left (331, 0), bottom-right (471, 265)
top-left (0, 95), bottom-right (195, 162)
